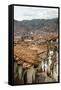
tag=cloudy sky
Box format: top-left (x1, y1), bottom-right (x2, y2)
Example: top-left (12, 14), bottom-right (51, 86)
top-left (14, 6), bottom-right (58, 21)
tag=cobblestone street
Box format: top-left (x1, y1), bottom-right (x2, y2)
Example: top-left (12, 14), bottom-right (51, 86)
top-left (35, 72), bottom-right (56, 83)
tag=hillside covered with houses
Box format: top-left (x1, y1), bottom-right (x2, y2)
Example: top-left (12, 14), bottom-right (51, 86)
top-left (14, 18), bottom-right (59, 84)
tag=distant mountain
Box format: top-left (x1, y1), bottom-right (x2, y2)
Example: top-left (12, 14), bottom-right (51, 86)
top-left (14, 18), bottom-right (58, 36)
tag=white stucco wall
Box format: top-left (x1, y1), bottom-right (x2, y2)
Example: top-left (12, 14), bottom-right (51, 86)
top-left (18, 65), bottom-right (23, 80)
top-left (27, 66), bottom-right (35, 84)
top-left (14, 62), bottom-right (18, 78)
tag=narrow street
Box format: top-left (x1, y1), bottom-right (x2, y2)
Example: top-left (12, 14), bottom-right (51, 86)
top-left (35, 72), bottom-right (56, 83)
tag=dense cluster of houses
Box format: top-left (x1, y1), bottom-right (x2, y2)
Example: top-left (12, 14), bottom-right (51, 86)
top-left (14, 32), bottom-right (58, 84)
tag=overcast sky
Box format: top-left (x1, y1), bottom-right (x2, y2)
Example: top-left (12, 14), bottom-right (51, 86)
top-left (14, 6), bottom-right (58, 21)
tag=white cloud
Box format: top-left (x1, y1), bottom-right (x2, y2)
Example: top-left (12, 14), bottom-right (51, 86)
top-left (14, 6), bottom-right (58, 21)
